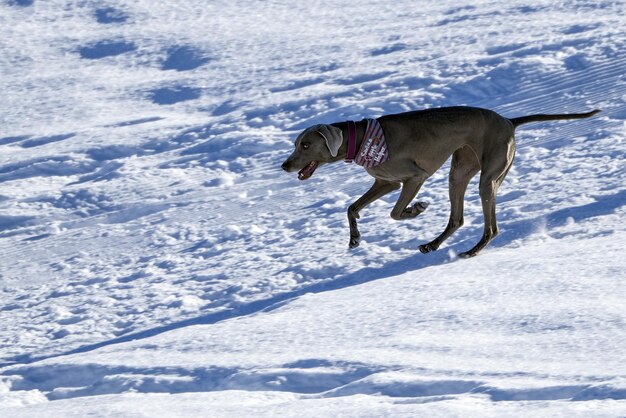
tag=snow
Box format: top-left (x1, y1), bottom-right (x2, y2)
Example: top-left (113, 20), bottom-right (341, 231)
top-left (1, 0), bottom-right (625, 416)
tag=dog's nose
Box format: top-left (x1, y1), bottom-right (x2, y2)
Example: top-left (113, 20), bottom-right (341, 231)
top-left (281, 161), bottom-right (290, 172)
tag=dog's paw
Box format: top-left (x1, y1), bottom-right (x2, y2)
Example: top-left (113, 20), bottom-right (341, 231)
top-left (349, 236), bottom-right (360, 249)
top-left (419, 243), bottom-right (437, 254)
top-left (414, 201), bottom-right (429, 213)
top-left (457, 250), bottom-right (477, 259)
top-left (403, 201), bottom-right (430, 218)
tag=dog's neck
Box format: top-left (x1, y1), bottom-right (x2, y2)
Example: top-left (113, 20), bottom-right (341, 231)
top-left (331, 120), bottom-right (367, 163)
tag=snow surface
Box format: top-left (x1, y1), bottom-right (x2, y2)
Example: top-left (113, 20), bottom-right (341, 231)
top-left (1, 0), bottom-right (625, 416)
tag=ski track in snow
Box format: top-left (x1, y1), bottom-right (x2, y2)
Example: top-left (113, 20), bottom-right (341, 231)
top-left (0, 0), bottom-right (625, 415)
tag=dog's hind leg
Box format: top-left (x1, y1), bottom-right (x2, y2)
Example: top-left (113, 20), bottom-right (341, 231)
top-left (420, 146), bottom-right (480, 254)
top-left (459, 139), bottom-right (515, 258)
top-left (348, 179), bottom-right (400, 248)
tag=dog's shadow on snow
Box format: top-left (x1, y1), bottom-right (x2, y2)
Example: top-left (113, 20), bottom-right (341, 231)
top-left (4, 189), bottom-right (624, 369)
top-left (2, 244), bottom-right (454, 368)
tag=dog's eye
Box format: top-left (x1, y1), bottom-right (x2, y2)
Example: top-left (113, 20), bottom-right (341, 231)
top-left (302, 143), bottom-right (310, 150)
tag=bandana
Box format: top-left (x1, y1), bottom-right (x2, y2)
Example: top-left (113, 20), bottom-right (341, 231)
top-left (353, 118), bottom-right (390, 168)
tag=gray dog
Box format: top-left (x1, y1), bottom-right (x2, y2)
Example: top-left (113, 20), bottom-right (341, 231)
top-left (282, 106), bottom-right (599, 257)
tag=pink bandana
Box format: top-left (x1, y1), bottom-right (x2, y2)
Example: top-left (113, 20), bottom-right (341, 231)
top-left (355, 118), bottom-right (390, 168)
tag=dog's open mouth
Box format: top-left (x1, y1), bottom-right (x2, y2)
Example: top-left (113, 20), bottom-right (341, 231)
top-left (298, 161), bottom-right (319, 180)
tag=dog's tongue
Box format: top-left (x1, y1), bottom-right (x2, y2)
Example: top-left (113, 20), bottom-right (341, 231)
top-left (298, 161), bottom-right (319, 180)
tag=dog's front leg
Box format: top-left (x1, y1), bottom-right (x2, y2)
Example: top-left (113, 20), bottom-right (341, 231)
top-left (390, 175), bottom-right (429, 221)
top-left (347, 179), bottom-right (400, 248)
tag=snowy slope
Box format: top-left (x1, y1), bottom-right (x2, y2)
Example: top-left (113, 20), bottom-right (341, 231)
top-left (3, 235), bottom-right (626, 417)
top-left (1, 0), bottom-right (625, 416)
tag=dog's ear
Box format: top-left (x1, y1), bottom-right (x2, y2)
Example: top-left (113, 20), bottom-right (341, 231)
top-left (316, 124), bottom-right (343, 157)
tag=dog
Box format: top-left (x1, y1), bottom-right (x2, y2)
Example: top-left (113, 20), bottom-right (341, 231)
top-left (282, 106), bottom-right (600, 257)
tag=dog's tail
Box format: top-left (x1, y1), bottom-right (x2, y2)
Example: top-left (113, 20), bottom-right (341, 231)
top-left (509, 109), bottom-right (601, 128)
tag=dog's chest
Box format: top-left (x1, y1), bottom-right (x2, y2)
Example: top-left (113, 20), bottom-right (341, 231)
top-left (365, 164), bottom-right (400, 182)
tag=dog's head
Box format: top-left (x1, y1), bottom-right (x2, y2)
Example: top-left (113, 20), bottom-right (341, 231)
top-left (281, 124), bottom-right (343, 180)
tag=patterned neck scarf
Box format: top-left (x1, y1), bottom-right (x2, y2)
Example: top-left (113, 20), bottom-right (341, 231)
top-left (354, 118), bottom-right (390, 167)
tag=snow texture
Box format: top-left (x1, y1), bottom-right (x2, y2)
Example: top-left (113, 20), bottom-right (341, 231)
top-left (0, 0), bottom-right (625, 416)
